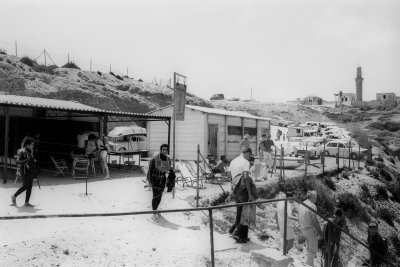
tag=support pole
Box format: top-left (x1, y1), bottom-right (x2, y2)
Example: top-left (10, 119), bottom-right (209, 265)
top-left (167, 118), bottom-right (171, 156)
top-left (305, 143), bottom-right (308, 177)
top-left (224, 115), bottom-right (227, 159)
top-left (208, 209), bottom-right (215, 267)
top-left (255, 120), bottom-right (259, 157)
top-left (197, 144), bottom-right (200, 207)
top-left (358, 145), bottom-right (360, 169)
top-left (172, 73), bottom-right (177, 199)
top-left (348, 141), bottom-right (351, 169)
top-left (322, 141), bottom-right (326, 174)
top-left (3, 108), bottom-right (10, 183)
top-left (280, 144), bottom-right (283, 179)
top-left (283, 200), bottom-right (288, 255)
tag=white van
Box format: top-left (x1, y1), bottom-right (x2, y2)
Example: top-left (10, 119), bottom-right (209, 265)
top-left (107, 125), bottom-right (149, 152)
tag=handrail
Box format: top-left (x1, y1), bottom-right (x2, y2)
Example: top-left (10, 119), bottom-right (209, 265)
top-left (0, 197), bottom-right (394, 266)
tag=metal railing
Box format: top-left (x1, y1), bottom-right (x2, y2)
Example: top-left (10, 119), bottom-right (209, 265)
top-left (0, 197), bottom-right (394, 266)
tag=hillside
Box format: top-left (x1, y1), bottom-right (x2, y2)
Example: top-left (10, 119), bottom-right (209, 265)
top-left (212, 100), bottom-right (331, 125)
top-left (0, 54), bottom-right (212, 113)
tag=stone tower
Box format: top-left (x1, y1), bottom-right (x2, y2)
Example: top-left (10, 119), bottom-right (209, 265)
top-left (355, 66), bottom-right (363, 101)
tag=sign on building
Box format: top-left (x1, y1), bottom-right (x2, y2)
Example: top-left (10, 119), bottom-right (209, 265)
top-left (175, 82), bottom-right (187, 121)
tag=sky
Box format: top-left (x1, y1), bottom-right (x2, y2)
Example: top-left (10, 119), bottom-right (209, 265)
top-left (0, 0), bottom-right (399, 102)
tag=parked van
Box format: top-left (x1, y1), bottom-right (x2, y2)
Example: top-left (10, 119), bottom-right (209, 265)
top-left (107, 125), bottom-right (149, 152)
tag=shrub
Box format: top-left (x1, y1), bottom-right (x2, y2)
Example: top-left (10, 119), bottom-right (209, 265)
top-left (337, 192), bottom-right (369, 222)
top-left (210, 191), bottom-right (230, 206)
top-left (0, 49), bottom-right (6, 55)
top-left (116, 85), bottom-right (130, 91)
top-left (20, 56), bottom-right (36, 67)
top-left (390, 233), bottom-right (400, 256)
top-left (0, 57), bottom-right (3, 61)
top-left (379, 208), bottom-right (394, 226)
top-left (257, 183), bottom-right (281, 199)
top-left (323, 176), bottom-right (336, 191)
top-left (110, 71), bottom-right (115, 76)
top-left (116, 75), bottom-right (123, 80)
top-left (33, 64), bottom-right (57, 75)
top-left (388, 157), bottom-right (395, 165)
top-left (6, 59), bottom-right (12, 64)
top-left (138, 79), bottom-right (143, 82)
top-left (387, 184), bottom-right (400, 203)
top-left (379, 168), bottom-right (393, 181)
top-left (97, 71), bottom-right (102, 76)
top-left (62, 62), bottom-right (80, 69)
top-left (376, 186), bottom-right (389, 200)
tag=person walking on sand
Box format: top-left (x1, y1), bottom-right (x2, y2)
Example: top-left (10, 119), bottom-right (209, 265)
top-left (298, 190), bottom-right (323, 267)
top-left (11, 137), bottom-right (39, 207)
top-left (225, 147), bottom-right (257, 243)
top-left (258, 134), bottom-right (279, 174)
top-left (147, 144), bottom-right (174, 222)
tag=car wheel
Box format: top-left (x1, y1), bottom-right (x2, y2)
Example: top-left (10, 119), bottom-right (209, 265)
top-left (324, 151), bottom-right (330, 157)
top-left (119, 147), bottom-right (126, 152)
top-left (350, 152), bottom-right (358, 160)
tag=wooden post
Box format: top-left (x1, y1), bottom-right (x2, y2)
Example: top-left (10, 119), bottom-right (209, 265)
top-left (280, 144), bottom-right (283, 179)
top-left (103, 115), bottom-right (108, 136)
top-left (305, 143), bottom-right (308, 177)
top-left (348, 141), bottom-right (351, 169)
top-left (167, 118), bottom-right (171, 156)
top-left (209, 209), bottom-right (215, 267)
top-left (197, 144), bottom-right (200, 207)
top-left (283, 199), bottom-right (288, 255)
top-left (241, 117), bottom-right (244, 139)
top-left (224, 115), bottom-right (227, 159)
top-left (255, 119), bottom-right (259, 156)
top-left (3, 107), bottom-right (10, 183)
top-left (322, 140), bottom-right (326, 174)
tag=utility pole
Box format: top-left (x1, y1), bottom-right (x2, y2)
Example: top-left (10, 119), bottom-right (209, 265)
top-left (90, 59), bottom-right (92, 71)
top-left (109, 64), bottom-right (111, 73)
top-left (126, 67), bottom-right (128, 77)
top-left (44, 49), bottom-right (47, 66)
top-left (251, 88), bottom-right (253, 101)
top-left (68, 53), bottom-right (69, 63)
top-left (15, 41), bottom-right (17, 57)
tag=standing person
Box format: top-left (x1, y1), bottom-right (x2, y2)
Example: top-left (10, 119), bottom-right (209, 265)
top-left (275, 191), bottom-right (298, 254)
top-left (96, 134), bottom-right (110, 179)
top-left (298, 190), bottom-right (322, 267)
top-left (323, 208), bottom-right (348, 267)
top-left (76, 130), bottom-right (88, 155)
top-left (239, 134), bottom-right (252, 154)
top-left (11, 137), bottom-right (38, 207)
top-left (367, 220), bottom-right (388, 267)
top-left (147, 144), bottom-right (173, 222)
top-left (225, 147), bottom-right (257, 243)
top-left (258, 134), bottom-right (279, 174)
top-left (20, 132), bottom-right (32, 149)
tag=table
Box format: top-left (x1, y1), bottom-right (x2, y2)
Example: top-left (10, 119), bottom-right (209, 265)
top-left (107, 150), bottom-right (149, 168)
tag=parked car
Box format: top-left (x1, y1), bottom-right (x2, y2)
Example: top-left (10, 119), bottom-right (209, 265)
top-left (107, 125), bottom-right (149, 152)
top-left (322, 140), bottom-right (367, 159)
top-left (295, 139), bottom-right (323, 159)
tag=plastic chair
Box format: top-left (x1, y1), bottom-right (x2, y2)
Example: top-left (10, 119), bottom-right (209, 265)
top-left (72, 158), bottom-right (89, 179)
top-left (50, 156), bottom-right (69, 177)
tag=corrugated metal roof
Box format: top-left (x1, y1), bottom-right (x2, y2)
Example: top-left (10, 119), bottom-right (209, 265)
top-left (0, 94), bottom-right (103, 112)
top-left (0, 94), bottom-right (170, 119)
top-left (186, 104), bottom-right (270, 121)
top-left (149, 104), bottom-right (270, 121)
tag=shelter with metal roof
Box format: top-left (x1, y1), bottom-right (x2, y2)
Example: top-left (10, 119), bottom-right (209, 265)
top-left (147, 104), bottom-right (271, 161)
top-left (0, 94), bottom-right (171, 183)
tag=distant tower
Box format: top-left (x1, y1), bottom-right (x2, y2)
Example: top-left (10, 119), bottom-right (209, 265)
top-left (355, 66), bottom-right (363, 101)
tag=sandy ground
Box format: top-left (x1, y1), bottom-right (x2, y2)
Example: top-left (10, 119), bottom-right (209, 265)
top-left (0, 154), bottom-right (367, 267)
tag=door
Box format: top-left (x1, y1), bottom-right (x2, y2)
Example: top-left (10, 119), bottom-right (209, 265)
top-left (208, 124), bottom-right (218, 159)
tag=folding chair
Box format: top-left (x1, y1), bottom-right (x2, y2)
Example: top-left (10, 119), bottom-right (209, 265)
top-left (184, 162), bottom-right (206, 188)
top-left (72, 158), bottom-right (89, 179)
top-left (50, 156), bottom-right (69, 177)
top-left (174, 167), bottom-right (189, 188)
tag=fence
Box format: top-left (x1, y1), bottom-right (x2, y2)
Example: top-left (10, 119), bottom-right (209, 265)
top-left (0, 197), bottom-right (394, 267)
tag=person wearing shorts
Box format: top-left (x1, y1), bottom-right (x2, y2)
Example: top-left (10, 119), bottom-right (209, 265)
top-left (258, 134), bottom-right (278, 173)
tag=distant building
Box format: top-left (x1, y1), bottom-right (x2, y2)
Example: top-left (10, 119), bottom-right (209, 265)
top-left (355, 66), bottom-right (363, 101)
top-left (338, 93), bottom-right (356, 106)
top-left (376, 93), bottom-right (397, 102)
top-left (302, 96), bottom-right (323, 105)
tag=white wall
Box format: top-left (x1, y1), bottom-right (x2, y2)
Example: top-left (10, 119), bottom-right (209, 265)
top-left (147, 107), bottom-right (205, 160)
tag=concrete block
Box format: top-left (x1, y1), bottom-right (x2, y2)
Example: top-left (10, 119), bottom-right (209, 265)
top-left (251, 248), bottom-right (293, 267)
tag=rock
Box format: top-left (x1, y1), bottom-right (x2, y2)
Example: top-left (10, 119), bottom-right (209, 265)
top-left (251, 248), bottom-right (293, 267)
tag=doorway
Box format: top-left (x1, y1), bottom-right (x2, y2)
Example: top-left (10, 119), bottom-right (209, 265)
top-left (208, 124), bottom-right (218, 160)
